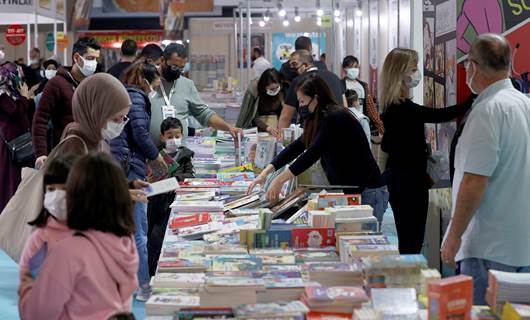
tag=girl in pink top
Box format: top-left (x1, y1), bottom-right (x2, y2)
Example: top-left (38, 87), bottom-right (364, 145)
top-left (19, 154), bottom-right (79, 279)
top-left (19, 153), bottom-right (139, 320)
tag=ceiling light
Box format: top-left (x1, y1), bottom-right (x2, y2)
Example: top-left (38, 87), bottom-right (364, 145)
top-left (347, 19), bottom-right (354, 27)
top-left (264, 9), bottom-right (270, 22)
top-left (186, 39), bottom-right (190, 43)
top-left (334, 16), bottom-right (341, 23)
top-left (316, 8), bottom-right (324, 16)
top-left (316, 18), bottom-right (322, 26)
top-left (294, 7), bottom-right (301, 22)
top-left (259, 20), bottom-right (266, 27)
top-left (283, 18), bottom-right (290, 27)
top-left (277, 1), bottom-right (286, 17)
top-left (334, 2), bottom-right (340, 17)
top-left (356, 9), bottom-right (363, 17)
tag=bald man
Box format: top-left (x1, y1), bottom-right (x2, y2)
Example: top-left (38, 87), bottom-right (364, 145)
top-left (441, 34), bottom-right (530, 304)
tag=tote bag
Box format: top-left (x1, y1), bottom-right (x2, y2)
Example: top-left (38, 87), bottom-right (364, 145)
top-left (0, 135), bottom-right (88, 262)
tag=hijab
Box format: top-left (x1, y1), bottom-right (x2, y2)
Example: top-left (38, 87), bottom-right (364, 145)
top-left (62, 73), bottom-right (131, 151)
top-left (0, 62), bottom-right (22, 99)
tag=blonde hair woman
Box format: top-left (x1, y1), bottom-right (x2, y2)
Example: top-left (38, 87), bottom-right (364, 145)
top-left (380, 48), bottom-right (473, 254)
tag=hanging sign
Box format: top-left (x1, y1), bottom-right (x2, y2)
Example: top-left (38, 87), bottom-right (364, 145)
top-left (5, 24), bottom-right (26, 47)
top-left (46, 32), bottom-right (55, 52)
top-left (0, 1), bottom-right (34, 14)
top-left (321, 15), bottom-right (332, 28)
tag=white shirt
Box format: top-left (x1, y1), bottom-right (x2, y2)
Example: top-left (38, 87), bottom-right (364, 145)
top-left (345, 79), bottom-right (366, 100)
top-left (451, 79), bottom-right (530, 266)
top-left (349, 107), bottom-right (371, 149)
top-left (252, 57), bottom-right (272, 79)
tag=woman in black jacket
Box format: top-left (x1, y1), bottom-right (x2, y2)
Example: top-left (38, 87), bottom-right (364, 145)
top-left (380, 48), bottom-right (472, 254)
top-left (110, 60), bottom-right (166, 301)
top-left (249, 74), bottom-right (388, 222)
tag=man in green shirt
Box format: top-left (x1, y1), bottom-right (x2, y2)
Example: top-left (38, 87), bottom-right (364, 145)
top-left (149, 43), bottom-right (241, 145)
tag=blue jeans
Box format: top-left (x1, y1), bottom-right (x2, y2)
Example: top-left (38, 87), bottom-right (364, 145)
top-left (128, 171), bottom-right (150, 287)
top-left (362, 186), bottom-right (389, 229)
top-left (460, 258), bottom-right (530, 305)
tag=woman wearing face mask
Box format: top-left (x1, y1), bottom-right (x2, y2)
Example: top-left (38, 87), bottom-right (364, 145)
top-left (35, 59), bottom-right (59, 96)
top-left (236, 68), bottom-right (284, 139)
top-left (110, 60), bottom-right (167, 301)
top-left (248, 74), bottom-right (388, 224)
top-left (19, 153), bottom-right (80, 284)
top-left (341, 55), bottom-right (385, 135)
top-left (380, 48), bottom-right (473, 254)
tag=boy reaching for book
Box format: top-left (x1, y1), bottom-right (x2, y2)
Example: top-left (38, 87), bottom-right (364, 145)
top-left (147, 117), bottom-right (195, 277)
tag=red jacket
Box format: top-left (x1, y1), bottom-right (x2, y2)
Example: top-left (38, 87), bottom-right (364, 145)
top-left (32, 67), bottom-right (78, 157)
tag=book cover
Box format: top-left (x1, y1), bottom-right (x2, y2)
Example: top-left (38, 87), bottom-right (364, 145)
top-left (292, 228), bottom-right (336, 248)
top-left (255, 229), bottom-right (292, 249)
top-left (234, 300), bottom-right (309, 317)
top-left (151, 273), bottom-right (206, 288)
top-left (170, 214), bottom-right (211, 230)
top-left (211, 256), bottom-right (263, 272)
top-left (259, 255), bottom-right (296, 265)
top-left (305, 286), bottom-right (369, 303)
top-left (428, 275), bottom-right (473, 320)
top-left (177, 308), bottom-right (234, 320)
top-left (317, 194), bottom-right (362, 209)
top-left (307, 311), bottom-right (353, 320)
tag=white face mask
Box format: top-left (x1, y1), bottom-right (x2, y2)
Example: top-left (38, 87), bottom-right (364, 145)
top-left (405, 70), bottom-right (421, 88)
top-left (29, 59), bottom-right (39, 66)
top-left (0, 50), bottom-right (5, 61)
top-left (346, 68), bottom-right (360, 80)
top-left (101, 120), bottom-right (127, 141)
top-left (44, 69), bottom-right (57, 80)
top-left (145, 79), bottom-right (157, 98)
top-left (165, 138), bottom-right (182, 153)
top-left (44, 190), bottom-right (67, 222)
top-left (466, 62), bottom-right (477, 94)
top-left (77, 55), bottom-right (97, 77)
top-left (266, 86), bottom-right (281, 97)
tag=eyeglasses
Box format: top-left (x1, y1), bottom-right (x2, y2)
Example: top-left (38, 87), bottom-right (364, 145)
top-left (115, 114), bottom-right (129, 125)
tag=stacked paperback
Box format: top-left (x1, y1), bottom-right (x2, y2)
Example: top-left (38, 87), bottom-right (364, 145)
top-left (487, 270), bottom-right (530, 315)
top-left (363, 254), bottom-right (428, 292)
top-left (427, 275), bottom-right (473, 320)
top-left (302, 286), bottom-right (370, 313)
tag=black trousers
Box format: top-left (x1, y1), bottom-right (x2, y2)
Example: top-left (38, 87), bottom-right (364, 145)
top-left (147, 192), bottom-right (175, 277)
top-left (384, 168), bottom-right (429, 254)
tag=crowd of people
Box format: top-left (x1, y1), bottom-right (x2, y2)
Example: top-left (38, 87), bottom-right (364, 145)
top-left (0, 31), bottom-right (528, 317)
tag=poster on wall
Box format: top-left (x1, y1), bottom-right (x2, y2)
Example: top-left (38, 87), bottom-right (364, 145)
top-left (424, 18), bottom-right (435, 72)
top-left (456, 0), bottom-right (529, 95)
top-left (369, 0), bottom-right (379, 97)
top-left (271, 32), bottom-right (326, 70)
top-left (445, 38), bottom-right (457, 105)
top-left (238, 34), bottom-right (265, 69)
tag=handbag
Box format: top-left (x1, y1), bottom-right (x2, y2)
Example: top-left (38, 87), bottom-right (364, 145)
top-left (1, 130), bottom-right (35, 164)
top-left (0, 135), bottom-right (88, 262)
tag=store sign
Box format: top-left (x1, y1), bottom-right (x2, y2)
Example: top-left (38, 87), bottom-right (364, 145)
top-left (79, 31), bottom-right (164, 48)
top-left (5, 24), bottom-right (26, 47)
top-left (320, 15), bottom-right (332, 28)
top-left (0, 1), bottom-right (34, 14)
top-left (213, 22), bottom-right (234, 31)
top-left (46, 32), bottom-right (55, 51)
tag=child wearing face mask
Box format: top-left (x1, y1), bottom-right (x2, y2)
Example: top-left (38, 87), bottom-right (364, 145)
top-left (146, 116), bottom-right (194, 277)
top-left (19, 153), bottom-right (79, 281)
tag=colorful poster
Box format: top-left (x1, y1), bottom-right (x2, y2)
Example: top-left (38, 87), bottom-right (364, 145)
top-left (101, 0), bottom-right (213, 13)
top-left (271, 32), bottom-right (326, 70)
top-left (424, 18), bottom-right (435, 72)
top-left (435, 42), bottom-right (445, 77)
top-left (445, 39), bottom-right (457, 105)
top-left (424, 76), bottom-right (435, 107)
top-left (435, 0), bottom-right (457, 37)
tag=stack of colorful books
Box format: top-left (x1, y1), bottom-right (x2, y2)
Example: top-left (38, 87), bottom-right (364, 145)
top-left (487, 270), bottom-right (530, 315)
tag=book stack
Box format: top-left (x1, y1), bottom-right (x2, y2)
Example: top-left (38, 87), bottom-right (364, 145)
top-left (313, 194), bottom-right (362, 210)
top-left (234, 301), bottom-right (309, 320)
top-left (151, 273), bottom-right (206, 288)
top-left (502, 303), bottom-right (530, 320)
top-left (473, 306), bottom-right (498, 320)
top-left (169, 214), bottom-right (212, 232)
top-left (145, 288), bottom-right (201, 316)
top-left (292, 227), bottom-right (336, 248)
top-left (309, 210), bottom-right (336, 228)
top-left (371, 288), bottom-right (419, 320)
top-left (249, 248), bottom-right (296, 265)
top-left (339, 235), bottom-right (399, 263)
top-left (302, 286), bottom-right (370, 313)
top-left (170, 200), bottom-right (225, 214)
top-left (486, 270), bottom-right (530, 315)
top-left (200, 277), bottom-right (263, 308)
top-left (420, 269), bottom-right (441, 296)
top-left (330, 205), bottom-right (378, 233)
top-left (176, 307), bottom-right (234, 320)
top-left (185, 136), bottom-right (216, 158)
top-left (428, 275), bottom-right (473, 320)
top-left (295, 247), bottom-right (340, 264)
top-left (353, 308), bottom-right (384, 320)
top-left (363, 255), bottom-right (428, 291)
top-left (303, 261), bottom-right (364, 287)
top-left (307, 311), bottom-right (356, 320)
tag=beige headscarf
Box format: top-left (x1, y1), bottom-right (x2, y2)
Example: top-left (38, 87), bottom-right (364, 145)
top-left (62, 73), bottom-right (131, 151)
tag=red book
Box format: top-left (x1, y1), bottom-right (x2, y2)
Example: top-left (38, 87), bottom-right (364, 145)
top-left (292, 228), bottom-right (336, 248)
top-left (170, 213), bottom-right (211, 230)
top-left (306, 311), bottom-right (353, 320)
top-left (428, 275), bottom-right (473, 320)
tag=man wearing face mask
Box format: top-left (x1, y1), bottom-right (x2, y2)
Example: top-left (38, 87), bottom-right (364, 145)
top-left (32, 37), bottom-right (101, 169)
top-left (379, 48), bottom-right (473, 255)
top-left (279, 50), bottom-right (346, 129)
top-left (441, 34), bottom-right (530, 304)
top-left (341, 55), bottom-right (385, 135)
top-left (149, 43), bottom-right (242, 145)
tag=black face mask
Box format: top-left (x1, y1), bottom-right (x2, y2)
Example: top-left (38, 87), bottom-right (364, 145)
top-left (163, 65), bottom-right (181, 82)
top-left (299, 98), bottom-right (315, 121)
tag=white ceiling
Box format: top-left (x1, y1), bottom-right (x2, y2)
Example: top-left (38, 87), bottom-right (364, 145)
top-left (214, 0), bottom-right (360, 9)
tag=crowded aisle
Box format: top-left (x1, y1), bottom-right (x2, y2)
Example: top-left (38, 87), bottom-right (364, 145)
top-left (0, 1), bottom-right (529, 319)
